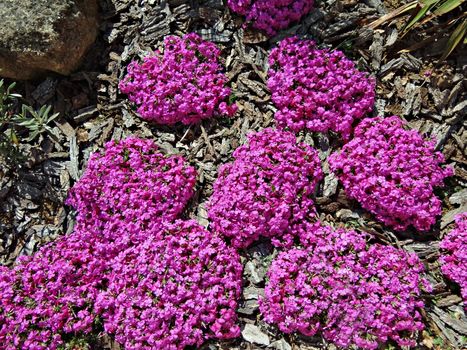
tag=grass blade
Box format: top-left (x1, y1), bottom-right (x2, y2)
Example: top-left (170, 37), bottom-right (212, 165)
top-left (434, 0), bottom-right (466, 16)
top-left (403, 0), bottom-right (439, 33)
top-left (367, 1), bottom-right (419, 29)
top-left (440, 18), bottom-right (467, 59)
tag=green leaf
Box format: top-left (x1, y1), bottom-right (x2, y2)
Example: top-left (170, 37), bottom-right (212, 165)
top-left (434, 0), bottom-right (466, 16)
top-left (26, 129), bottom-right (41, 142)
top-left (10, 129), bottom-right (18, 144)
top-left (441, 18), bottom-right (467, 60)
top-left (48, 112), bottom-right (59, 123)
top-left (404, 0), bottom-right (439, 32)
top-left (16, 119), bottom-right (36, 127)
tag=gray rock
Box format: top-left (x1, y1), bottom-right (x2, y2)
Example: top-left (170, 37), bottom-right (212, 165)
top-left (243, 285), bottom-right (265, 300)
top-left (269, 338), bottom-right (292, 350)
top-left (245, 261), bottom-right (266, 285)
top-left (323, 172), bottom-right (338, 197)
top-left (238, 299), bottom-right (259, 315)
top-left (336, 209), bottom-right (360, 221)
top-left (449, 189), bottom-right (467, 205)
top-left (242, 324), bottom-right (270, 346)
top-left (0, 0), bottom-right (98, 79)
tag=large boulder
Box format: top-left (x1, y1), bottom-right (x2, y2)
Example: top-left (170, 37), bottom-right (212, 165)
top-left (0, 0), bottom-right (99, 80)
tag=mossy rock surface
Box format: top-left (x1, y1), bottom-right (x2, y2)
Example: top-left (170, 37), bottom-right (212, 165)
top-left (0, 0), bottom-right (98, 80)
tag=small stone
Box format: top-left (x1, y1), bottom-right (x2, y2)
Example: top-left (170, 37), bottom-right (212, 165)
top-left (436, 295), bottom-right (462, 308)
top-left (243, 285), bottom-right (265, 300)
top-left (241, 324), bottom-right (270, 346)
top-left (245, 261), bottom-right (265, 285)
top-left (270, 338), bottom-right (292, 350)
top-left (449, 189), bottom-right (467, 205)
top-left (323, 172), bottom-right (338, 197)
top-left (336, 209), bottom-right (360, 221)
top-left (238, 299), bottom-right (259, 315)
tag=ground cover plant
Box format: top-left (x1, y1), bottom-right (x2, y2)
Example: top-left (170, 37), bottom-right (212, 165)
top-left (330, 116), bottom-right (453, 231)
top-left (96, 220), bottom-right (242, 350)
top-left (0, 229), bottom-right (105, 349)
top-left (120, 33), bottom-right (236, 125)
top-left (268, 37), bottom-right (375, 140)
top-left (227, 0), bottom-right (314, 36)
top-left (67, 137), bottom-right (197, 233)
top-left (208, 128), bottom-right (323, 248)
top-left (0, 0), bottom-right (466, 349)
top-left (440, 213), bottom-right (467, 304)
top-left (260, 224), bottom-right (431, 349)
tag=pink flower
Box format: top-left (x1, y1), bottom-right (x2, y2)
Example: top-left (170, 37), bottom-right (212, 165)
top-left (67, 137), bottom-right (197, 235)
top-left (260, 223), bottom-right (430, 349)
top-left (208, 128), bottom-right (323, 248)
top-left (440, 213), bottom-right (467, 305)
top-left (228, 0), bottom-right (314, 36)
top-left (120, 33), bottom-right (236, 125)
top-left (268, 37), bottom-right (375, 140)
top-left (329, 116), bottom-right (453, 231)
top-left (96, 220), bottom-right (243, 349)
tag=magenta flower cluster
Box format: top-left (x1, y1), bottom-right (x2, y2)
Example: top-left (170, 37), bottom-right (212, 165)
top-left (67, 137), bottom-right (197, 233)
top-left (260, 224), bottom-right (430, 350)
top-left (440, 213), bottom-right (467, 304)
top-left (119, 33), bottom-right (236, 125)
top-left (208, 128), bottom-right (323, 248)
top-left (268, 37), bottom-right (375, 139)
top-left (330, 116), bottom-right (453, 231)
top-left (227, 0), bottom-right (314, 36)
top-left (0, 137), bottom-right (244, 349)
top-left (0, 230), bottom-right (105, 349)
top-left (96, 220), bottom-right (243, 349)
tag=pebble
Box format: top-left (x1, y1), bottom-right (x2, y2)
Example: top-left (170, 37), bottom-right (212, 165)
top-left (242, 324), bottom-right (270, 346)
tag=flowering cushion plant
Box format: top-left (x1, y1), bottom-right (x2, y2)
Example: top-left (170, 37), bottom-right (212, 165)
top-left (268, 37), bottom-right (375, 139)
top-left (0, 232), bottom-right (106, 350)
top-left (227, 0), bottom-right (314, 36)
top-left (260, 224), bottom-right (431, 350)
top-left (329, 116), bottom-right (453, 231)
top-left (67, 137), bottom-right (197, 233)
top-left (440, 212), bottom-right (467, 304)
top-left (119, 33), bottom-right (236, 125)
top-left (208, 128), bottom-right (323, 248)
top-left (95, 220), bottom-right (243, 350)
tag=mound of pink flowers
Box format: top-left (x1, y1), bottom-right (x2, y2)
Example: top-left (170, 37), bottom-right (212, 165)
top-left (67, 137), bottom-right (197, 232)
top-left (260, 224), bottom-right (430, 350)
top-left (0, 232), bottom-right (106, 349)
top-left (268, 37), bottom-right (375, 139)
top-left (329, 116), bottom-right (452, 231)
top-left (227, 0), bottom-right (314, 36)
top-left (95, 220), bottom-right (242, 349)
top-left (208, 128), bottom-right (323, 248)
top-left (440, 213), bottom-right (467, 304)
top-left (119, 33), bottom-right (236, 125)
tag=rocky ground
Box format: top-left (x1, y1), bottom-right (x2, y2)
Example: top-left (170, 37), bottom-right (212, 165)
top-left (0, 0), bottom-right (466, 349)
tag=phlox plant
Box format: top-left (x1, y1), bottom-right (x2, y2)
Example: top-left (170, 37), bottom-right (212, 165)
top-left (227, 0), bottom-right (314, 36)
top-left (208, 128), bottom-right (323, 249)
top-left (66, 137), bottom-right (197, 233)
top-left (0, 231), bottom-right (106, 350)
top-left (440, 212), bottom-right (467, 304)
top-left (260, 224), bottom-right (431, 350)
top-left (120, 33), bottom-right (236, 125)
top-left (268, 37), bottom-right (375, 140)
top-left (95, 220), bottom-right (243, 350)
top-left (329, 116), bottom-right (453, 231)
top-left (0, 220), bottom-right (243, 350)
